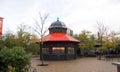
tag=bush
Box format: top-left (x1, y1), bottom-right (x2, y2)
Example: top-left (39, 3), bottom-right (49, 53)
top-left (0, 47), bottom-right (31, 72)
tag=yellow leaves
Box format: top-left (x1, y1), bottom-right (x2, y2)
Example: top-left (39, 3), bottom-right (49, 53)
top-left (102, 41), bottom-right (116, 50)
top-left (104, 41), bottom-right (113, 48)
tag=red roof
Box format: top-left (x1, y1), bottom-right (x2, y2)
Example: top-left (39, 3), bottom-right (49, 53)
top-left (37, 33), bottom-right (80, 42)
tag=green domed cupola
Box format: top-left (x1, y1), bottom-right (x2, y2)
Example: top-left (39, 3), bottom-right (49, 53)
top-left (49, 18), bottom-right (67, 34)
top-left (49, 18), bottom-right (66, 28)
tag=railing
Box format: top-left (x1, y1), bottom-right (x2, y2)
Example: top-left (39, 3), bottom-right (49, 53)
top-left (102, 54), bottom-right (120, 61)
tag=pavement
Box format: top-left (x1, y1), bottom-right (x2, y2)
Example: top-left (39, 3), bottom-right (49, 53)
top-left (31, 57), bottom-right (117, 72)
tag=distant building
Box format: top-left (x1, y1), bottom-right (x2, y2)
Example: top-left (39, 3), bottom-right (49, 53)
top-left (37, 18), bottom-right (80, 60)
top-left (67, 28), bottom-right (73, 36)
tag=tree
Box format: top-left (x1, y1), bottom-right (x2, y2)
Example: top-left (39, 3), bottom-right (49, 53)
top-left (32, 12), bottom-right (49, 66)
top-left (0, 47), bottom-right (31, 72)
top-left (77, 30), bottom-right (96, 56)
top-left (3, 32), bottom-right (16, 48)
top-left (16, 24), bottom-right (39, 54)
top-left (79, 30), bottom-right (90, 49)
top-left (97, 21), bottom-right (109, 45)
top-left (96, 21), bottom-right (109, 59)
top-left (1, 24), bottom-right (39, 55)
top-left (96, 22), bottom-right (120, 50)
top-left (102, 31), bottom-right (120, 52)
top-left (109, 31), bottom-right (120, 48)
top-left (89, 35), bottom-right (96, 49)
top-left (0, 37), bottom-right (5, 50)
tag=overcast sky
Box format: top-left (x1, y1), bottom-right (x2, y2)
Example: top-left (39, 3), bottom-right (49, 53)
top-left (1, 0), bottom-right (120, 34)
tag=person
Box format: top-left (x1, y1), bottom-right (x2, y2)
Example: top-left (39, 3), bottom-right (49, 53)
top-left (95, 49), bottom-right (101, 60)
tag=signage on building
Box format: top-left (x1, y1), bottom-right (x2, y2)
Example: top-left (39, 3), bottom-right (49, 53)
top-left (0, 17), bottom-right (4, 37)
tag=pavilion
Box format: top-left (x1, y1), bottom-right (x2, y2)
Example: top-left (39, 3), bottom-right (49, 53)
top-left (37, 18), bottom-right (80, 60)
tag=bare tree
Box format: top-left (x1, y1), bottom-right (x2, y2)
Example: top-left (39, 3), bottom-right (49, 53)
top-left (97, 21), bottom-right (109, 45)
top-left (96, 21), bottom-right (109, 60)
top-left (33, 13), bottom-right (48, 37)
top-left (32, 12), bottom-right (49, 66)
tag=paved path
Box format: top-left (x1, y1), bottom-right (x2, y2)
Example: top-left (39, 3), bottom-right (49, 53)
top-left (31, 57), bottom-right (117, 72)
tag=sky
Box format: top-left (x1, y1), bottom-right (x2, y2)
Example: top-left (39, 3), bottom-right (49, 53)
top-left (1, 0), bottom-right (120, 35)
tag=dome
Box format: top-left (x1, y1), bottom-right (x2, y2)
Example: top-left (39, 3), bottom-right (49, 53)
top-left (49, 18), bottom-right (66, 28)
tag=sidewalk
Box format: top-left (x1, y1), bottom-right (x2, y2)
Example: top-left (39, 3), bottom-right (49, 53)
top-left (31, 57), bottom-right (117, 72)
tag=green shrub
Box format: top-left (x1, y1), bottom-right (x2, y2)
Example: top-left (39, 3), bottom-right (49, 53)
top-left (0, 47), bottom-right (31, 72)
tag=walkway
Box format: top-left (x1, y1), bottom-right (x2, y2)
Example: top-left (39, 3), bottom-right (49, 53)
top-left (31, 57), bottom-right (117, 72)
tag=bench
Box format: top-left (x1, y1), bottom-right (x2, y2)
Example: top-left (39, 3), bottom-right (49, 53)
top-left (112, 62), bottom-right (120, 72)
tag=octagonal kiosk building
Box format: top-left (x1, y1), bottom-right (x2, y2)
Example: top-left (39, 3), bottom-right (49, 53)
top-left (38, 19), bottom-right (80, 60)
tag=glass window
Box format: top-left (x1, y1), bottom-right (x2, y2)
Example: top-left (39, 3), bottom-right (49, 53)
top-left (68, 47), bottom-right (74, 54)
top-left (42, 48), bottom-right (49, 54)
top-left (52, 47), bottom-right (65, 54)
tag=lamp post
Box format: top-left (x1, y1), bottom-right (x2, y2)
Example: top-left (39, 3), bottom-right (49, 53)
top-left (97, 32), bottom-right (102, 60)
top-left (99, 33), bottom-right (102, 60)
top-left (37, 37), bottom-right (48, 66)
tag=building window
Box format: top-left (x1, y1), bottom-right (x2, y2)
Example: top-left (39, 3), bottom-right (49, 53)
top-left (42, 48), bottom-right (49, 54)
top-left (52, 47), bottom-right (65, 54)
top-left (68, 47), bottom-right (74, 54)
